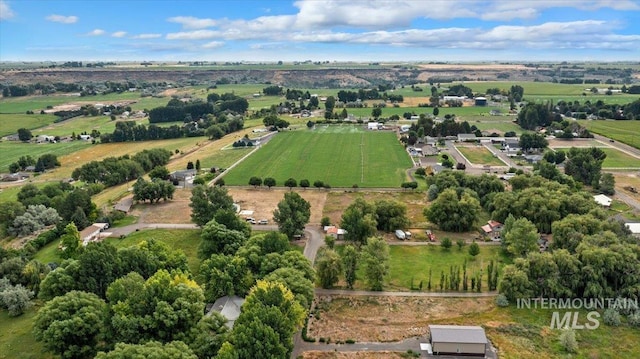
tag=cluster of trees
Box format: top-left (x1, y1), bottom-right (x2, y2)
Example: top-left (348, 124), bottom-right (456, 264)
top-left (8, 154), bottom-right (60, 173)
top-left (340, 198), bottom-right (410, 245)
top-left (406, 117), bottom-right (473, 144)
top-left (518, 133), bottom-right (548, 152)
top-left (564, 147), bottom-right (607, 187)
top-left (132, 177), bottom-right (176, 203)
top-left (444, 84), bottom-right (473, 98)
top-left (248, 177), bottom-right (331, 190)
top-left (335, 89), bottom-right (403, 103)
top-left (500, 211), bottom-right (640, 305)
top-left (263, 114), bottom-right (290, 129)
top-left (273, 192), bottom-right (311, 239)
top-left (149, 94), bottom-right (248, 124)
top-left (517, 103), bottom-right (554, 130)
top-left (317, 237), bottom-right (389, 291)
top-left (0, 251), bottom-right (50, 317)
top-left (72, 148), bottom-right (171, 187)
top-left (488, 175), bottom-right (597, 233)
top-left (431, 260), bottom-right (496, 293)
top-left (425, 171), bottom-right (504, 208)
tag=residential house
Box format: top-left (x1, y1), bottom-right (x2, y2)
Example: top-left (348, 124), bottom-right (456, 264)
top-left (79, 223), bottom-right (110, 246)
top-left (36, 135), bottom-right (55, 143)
top-left (523, 154), bottom-right (543, 164)
top-left (324, 225), bottom-right (346, 240)
top-left (503, 138), bottom-right (521, 156)
top-left (481, 220), bottom-right (503, 241)
top-left (207, 295), bottom-right (245, 329)
top-left (79, 134), bottom-right (92, 141)
top-left (367, 122), bottom-right (381, 130)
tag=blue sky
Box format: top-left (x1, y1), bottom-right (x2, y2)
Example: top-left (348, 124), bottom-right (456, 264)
top-left (1, 0), bottom-right (639, 62)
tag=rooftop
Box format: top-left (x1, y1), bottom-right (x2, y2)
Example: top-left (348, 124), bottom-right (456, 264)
top-left (429, 325), bottom-right (488, 344)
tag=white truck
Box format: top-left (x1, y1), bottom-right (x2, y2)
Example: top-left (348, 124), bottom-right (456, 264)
top-left (395, 229), bottom-right (406, 240)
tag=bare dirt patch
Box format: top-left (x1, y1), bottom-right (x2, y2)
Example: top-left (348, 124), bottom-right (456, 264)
top-left (302, 352), bottom-right (405, 359)
top-left (130, 188), bottom-right (193, 223)
top-left (42, 100), bottom-right (137, 114)
top-left (228, 188), bottom-right (328, 224)
top-left (614, 172), bottom-right (640, 204)
top-left (308, 296), bottom-right (494, 342)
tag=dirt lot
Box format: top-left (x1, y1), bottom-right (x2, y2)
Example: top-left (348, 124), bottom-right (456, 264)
top-left (130, 188), bottom-right (192, 223)
top-left (614, 172), bottom-right (640, 204)
top-left (302, 352), bottom-right (405, 359)
top-left (228, 188), bottom-right (328, 224)
top-left (308, 296), bottom-right (494, 342)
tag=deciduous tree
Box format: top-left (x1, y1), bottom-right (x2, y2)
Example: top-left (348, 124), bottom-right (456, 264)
top-left (361, 237), bottom-right (389, 291)
top-left (273, 192), bottom-right (311, 239)
top-left (315, 248), bottom-right (342, 289)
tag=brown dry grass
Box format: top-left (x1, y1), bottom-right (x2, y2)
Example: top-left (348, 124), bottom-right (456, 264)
top-left (613, 172), bottom-right (640, 203)
top-left (130, 188), bottom-right (192, 223)
top-left (302, 352), bottom-right (405, 359)
top-left (323, 191), bottom-right (426, 226)
top-left (415, 64), bottom-right (528, 71)
top-left (308, 296), bottom-right (494, 342)
top-left (228, 188), bottom-right (328, 224)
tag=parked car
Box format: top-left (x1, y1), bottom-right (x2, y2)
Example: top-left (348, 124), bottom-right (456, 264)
top-left (258, 219), bottom-right (268, 225)
top-left (245, 217), bottom-right (255, 222)
top-left (395, 229), bottom-right (406, 240)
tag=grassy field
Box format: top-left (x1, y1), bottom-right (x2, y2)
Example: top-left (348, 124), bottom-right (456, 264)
top-left (470, 120), bottom-right (525, 134)
top-left (553, 147), bottom-right (640, 168)
top-left (385, 245), bottom-right (508, 291)
top-left (0, 113), bottom-right (58, 137)
top-left (223, 126), bottom-right (412, 188)
top-left (0, 305), bottom-right (54, 359)
top-left (0, 141), bottom-right (91, 172)
top-left (457, 146), bottom-right (506, 166)
top-left (580, 120), bottom-right (640, 150)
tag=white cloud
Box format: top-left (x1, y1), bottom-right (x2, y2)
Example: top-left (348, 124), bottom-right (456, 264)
top-left (168, 16), bottom-right (217, 29)
top-left (112, 31), bottom-right (127, 38)
top-left (86, 29), bottom-right (105, 36)
top-left (0, 0), bottom-right (15, 20)
top-left (202, 41), bottom-right (224, 49)
top-left (46, 14), bottom-right (78, 24)
top-left (166, 30), bottom-right (218, 40)
top-left (132, 33), bottom-right (162, 39)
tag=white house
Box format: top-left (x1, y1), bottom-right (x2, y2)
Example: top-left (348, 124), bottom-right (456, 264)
top-left (36, 135), bottom-right (55, 143)
top-left (593, 194), bottom-right (612, 207)
top-left (79, 134), bottom-right (92, 141)
top-left (624, 223), bottom-right (640, 238)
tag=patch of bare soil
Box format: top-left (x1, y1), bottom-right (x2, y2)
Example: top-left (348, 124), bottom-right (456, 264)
top-left (42, 100), bottom-right (137, 113)
top-left (302, 352), bottom-right (405, 359)
top-left (130, 188), bottom-right (192, 223)
top-left (308, 296), bottom-right (494, 342)
top-left (227, 188), bottom-right (328, 224)
top-left (614, 172), bottom-right (640, 204)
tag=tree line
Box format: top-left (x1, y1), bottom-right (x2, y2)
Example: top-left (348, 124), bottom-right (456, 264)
top-left (8, 154), bottom-right (60, 173)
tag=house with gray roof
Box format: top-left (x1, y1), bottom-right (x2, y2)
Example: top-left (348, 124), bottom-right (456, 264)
top-left (428, 324), bottom-right (488, 356)
top-left (207, 295), bottom-right (245, 328)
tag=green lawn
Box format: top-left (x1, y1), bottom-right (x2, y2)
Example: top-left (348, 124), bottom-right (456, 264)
top-left (457, 146), bottom-right (506, 166)
top-left (0, 141), bottom-right (91, 172)
top-left (581, 120), bottom-right (640, 150)
top-left (223, 127), bottom-right (412, 187)
top-left (0, 113), bottom-right (58, 137)
top-left (344, 105), bottom-right (504, 119)
top-left (385, 245), bottom-right (509, 291)
top-left (0, 305), bottom-right (54, 359)
top-left (471, 120), bottom-right (526, 134)
top-left (553, 147), bottom-right (640, 168)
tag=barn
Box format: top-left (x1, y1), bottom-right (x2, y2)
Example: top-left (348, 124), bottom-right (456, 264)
top-left (429, 325), bottom-right (488, 356)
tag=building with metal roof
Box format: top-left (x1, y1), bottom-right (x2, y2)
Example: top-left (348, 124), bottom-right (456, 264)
top-left (429, 324), bottom-right (488, 356)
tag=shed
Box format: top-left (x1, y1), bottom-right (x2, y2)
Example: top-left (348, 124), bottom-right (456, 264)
top-left (429, 325), bottom-right (488, 356)
top-left (367, 122), bottom-right (380, 130)
top-left (593, 194), bottom-right (612, 207)
top-left (207, 295), bottom-right (245, 329)
top-left (625, 223), bottom-right (640, 237)
top-left (457, 133), bottom-right (477, 142)
top-left (474, 97), bottom-right (487, 106)
top-left (79, 223), bottom-right (110, 246)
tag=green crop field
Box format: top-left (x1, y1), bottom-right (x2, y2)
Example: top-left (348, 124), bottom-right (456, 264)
top-left (344, 105), bottom-right (504, 119)
top-left (0, 113), bottom-right (58, 137)
top-left (553, 147), bottom-right (640, 168)
top-left (457, 146), bottom-right (506, 166)
top-left (471, 120), bottom-right (526, 134)
top-left (0, 141), bottom-right (91, 172)
top-left (223, 126), bottom-right (412, 187)
top-left (580, 120), bottom-right (640, 149)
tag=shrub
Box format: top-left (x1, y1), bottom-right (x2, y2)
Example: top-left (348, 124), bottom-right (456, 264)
top-left (628, 312), bottom-right (640, 328)
top-left (320, 216), bottom-right (330, 227)
top-left (324, 236), bottom-right (336, 249)
top-left (440, 237), bottom-right (452, 250)
top-left (456, 239), bottom-right (465, 249)
top-left (603, 308), bottom-right (621, 326)
top-left (559, 327), bottom-right (578, 353)
top-left (468, 242), bottom-right (480, 257)
top-left (495, 294), bottom-right (509, 307)
top-left (345, 339), bottom-right (355, 344)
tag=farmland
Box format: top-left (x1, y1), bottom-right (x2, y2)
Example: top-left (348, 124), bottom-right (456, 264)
top-left (0, 113), bottom-right (58, 137)
top-left (580, 120), bottom-right (640, 150)
top-left (222, 126), bottom-right (412, 188)
top-left (0, 141), bottom-right (91, 172)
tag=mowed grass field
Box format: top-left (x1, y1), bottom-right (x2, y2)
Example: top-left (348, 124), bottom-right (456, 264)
top-left (553, 147), bottom-right (640, 168)
top-left (580, 120), bottom-right (640, 150)
top-left (223, 126), bottom-right (412, 187)
top-left (0, 113), bottom-right (58, 137)
top-left (457, 146), bottom-right (505, 166)
top-left (0, 141), bottom-right (91, 172)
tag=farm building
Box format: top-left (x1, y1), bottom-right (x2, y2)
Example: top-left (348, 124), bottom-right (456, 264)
top-left (207, 295), bottom-right (245, 329)
top-left (367, 122), bottom-right (381, 130)
top-left (79, 134), bottom-right (92, 141)
top-left (457, 133), bottom-right (477, 142)
top-left (428, 325), bottom-right (488, 356)
top-left (324, 225), bottom-right (346, 240)
top-left (36, 135), bottom-right (55, 143)
top-left (474, 97), bottom-right (487, 106)
top-left (593, 194), bottom-right (612, 207)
